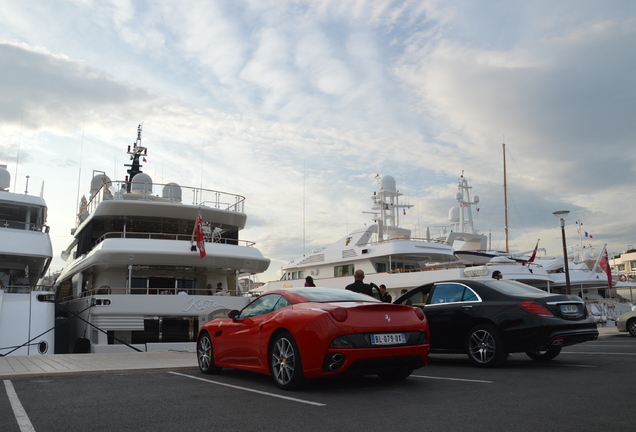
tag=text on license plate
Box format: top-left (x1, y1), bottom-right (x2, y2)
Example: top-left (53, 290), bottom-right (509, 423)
top-left (559, 305), bottom-right (579, 314)
top-left (371, 333), bottom-right (406, 345)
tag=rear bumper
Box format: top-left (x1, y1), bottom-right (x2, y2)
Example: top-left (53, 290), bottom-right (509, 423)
top-left (503, 322), bottom-right (599, 352)
top-left (305, 344), bottom-right (430, 378)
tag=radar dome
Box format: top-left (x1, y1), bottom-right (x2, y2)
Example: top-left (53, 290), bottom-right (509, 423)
top-left (449, 206), bottom-right (460, 222)
top-left (380, 175), bottom-right (396, 193)
top-left (90, 174), bottom-right (111, 196)
top-left (474, 195), bottom-right (479, 203)
top-left (162, 182), bottom-right (182, 202)
top-left (0, 165), bottom-right (10, 191)
top-left (131, 173), bottom-right (153, 194)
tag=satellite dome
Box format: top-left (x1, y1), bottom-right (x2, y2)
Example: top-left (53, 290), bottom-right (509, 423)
top-left (474, 195), bottom-right (480, 203)
top-left (380, 175), bottom-right (396, 193)
top-left (0, 165), bottom-right (10, 191)
top-left (131, 173), bottom-right (153, 194)
top-left (90, 174), bottom-right (111, 196)
top-left (162, 182), bottom-right (182, 202)
top-left (449, 206), bottom-right (460, 222)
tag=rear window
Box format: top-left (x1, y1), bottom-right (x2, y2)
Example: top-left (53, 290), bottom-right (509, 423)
top-left (482, 280), bottom-right (548, 296)
top-left (288, 287), bottom-right (380, 303)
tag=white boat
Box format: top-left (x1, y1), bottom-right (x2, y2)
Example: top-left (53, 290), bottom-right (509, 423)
top-left (54, 125), bottom-right (269, 354)
top-left (0, 165), bottom-right (55, 356)
top-left (534, 243), bottom-right (613, 299)
top-left (260, 174), bottom-right (552, 299)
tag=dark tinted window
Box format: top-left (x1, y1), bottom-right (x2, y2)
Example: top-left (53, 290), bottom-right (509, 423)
top-left (430, 283), bottom-right (480, 304)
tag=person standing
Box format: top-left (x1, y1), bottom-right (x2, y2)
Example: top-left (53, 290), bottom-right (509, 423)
top-left (0, 270), bottom-right (10, 287)
top-left (379, 284), bottom-right (392, 303)
top-left (345, 269), bottom-right (374, 297)
top-left (15, 271), bottom-right (29, 285)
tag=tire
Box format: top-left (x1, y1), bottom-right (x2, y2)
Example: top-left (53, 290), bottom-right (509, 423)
top-left (377, 368), bottom-right (414, 380)
top-left (628, 319), bottom-right (636, 337)
top-left (197, 332), bottom-right (221, 374)
top-left (270, 331), bottom-right (305, 390)
top-left (526, 346), bottom-right (562, 362)
top-left (465, 324), bottom-right (507, 368)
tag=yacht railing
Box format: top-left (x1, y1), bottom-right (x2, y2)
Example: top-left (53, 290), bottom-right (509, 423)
top-left (0, 285), bottom-right (55, 295)
top-left (0, 218), bottom-right (50, 233)
top-left (94, 231), bottom-right (256, 247)
top-left (85, 180), bottom-right (246, 215)
top-left (63, 286), bottom-right (253, 299)
top-left (360, 236), bottom-right (450, 247)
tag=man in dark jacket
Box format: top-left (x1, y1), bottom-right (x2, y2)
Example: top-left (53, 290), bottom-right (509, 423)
top-left (345, 269), bottom-right (374, 297)
top-left (379, 284), bottom-right (392, 303)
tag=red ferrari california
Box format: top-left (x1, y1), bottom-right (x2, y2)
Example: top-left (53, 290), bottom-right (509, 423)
top-left (197, 287), bottom-right (430, 389)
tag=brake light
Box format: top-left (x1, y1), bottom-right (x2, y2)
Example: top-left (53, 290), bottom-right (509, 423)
top-left (518, 300), bottom-right (554, 317)
top-left (413, 307), bottom-right (425, 321)
top-left (325, 307), bottom-right (347, 322)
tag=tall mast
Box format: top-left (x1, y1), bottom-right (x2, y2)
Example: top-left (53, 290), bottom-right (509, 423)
top-left (503, 143), bottom-right (509, 253)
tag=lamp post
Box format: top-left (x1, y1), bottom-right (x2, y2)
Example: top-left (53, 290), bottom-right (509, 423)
top-left (553, 210), bottom-right (571, 295)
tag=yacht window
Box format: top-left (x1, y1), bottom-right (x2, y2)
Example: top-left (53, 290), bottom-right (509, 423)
top-left (334, 264), bottom-right (354, 277)
top-left (376, 263), bottom-right (387, 273)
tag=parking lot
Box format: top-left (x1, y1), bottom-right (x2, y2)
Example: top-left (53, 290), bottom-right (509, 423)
top-left (2, 331), bottom-right (635, 432)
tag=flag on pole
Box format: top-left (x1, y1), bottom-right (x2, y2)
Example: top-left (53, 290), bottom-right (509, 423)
top-left (523, 239), bottom-right (540, 265)
top-left (598, 245), bottom-right (612, 290)
top-left (195, 210), bottom-right (206, 258)
top-left (585, 231), bottom-right (593, 238)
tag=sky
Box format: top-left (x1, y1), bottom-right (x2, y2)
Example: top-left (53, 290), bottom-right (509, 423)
top-left (1, 0), bottom-right (635, 283)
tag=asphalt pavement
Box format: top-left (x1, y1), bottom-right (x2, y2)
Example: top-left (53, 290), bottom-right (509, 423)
top-left (0, 325), bottom-right (623, 380)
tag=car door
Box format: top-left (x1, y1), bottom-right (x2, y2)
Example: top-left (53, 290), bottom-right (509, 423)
top-left (423, 283), bottom-right (481, 351)
top-left (214, 294), bottom-right (285, 367)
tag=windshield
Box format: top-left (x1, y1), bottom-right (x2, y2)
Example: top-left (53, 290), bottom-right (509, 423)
top-left (288, 287), bottom-right (380, 303)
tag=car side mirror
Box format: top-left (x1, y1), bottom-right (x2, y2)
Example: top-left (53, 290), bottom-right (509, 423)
top-left (228, 309), bottom-right (240, 320)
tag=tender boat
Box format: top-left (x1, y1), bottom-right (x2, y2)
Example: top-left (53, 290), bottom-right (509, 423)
top-left (54, 125), bottom-right (269, 354)
top-left (0, 164), bottom-right (55, 356)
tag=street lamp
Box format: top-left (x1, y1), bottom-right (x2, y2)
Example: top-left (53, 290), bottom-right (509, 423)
top-left (553, 210), bottom-right (571, 295)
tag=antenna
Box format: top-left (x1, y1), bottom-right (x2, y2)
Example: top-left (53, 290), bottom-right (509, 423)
top-left (75, 124), bottom-right (85, 217)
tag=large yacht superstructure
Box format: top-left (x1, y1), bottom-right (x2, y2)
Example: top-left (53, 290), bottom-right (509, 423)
top-left (0, 165), bottom-right (55, 356)
top-left (260, 175), bottom-right (551, 299)
top-left (54, 126), bottom-right (269, 354)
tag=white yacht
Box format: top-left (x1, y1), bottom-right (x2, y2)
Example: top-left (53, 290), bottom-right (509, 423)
top-left (0, 165), bottom-right (55, 356)
top-left (54, 125), bottom-right (269, 354)
top-left (260, 175), bottom-right (551, 300)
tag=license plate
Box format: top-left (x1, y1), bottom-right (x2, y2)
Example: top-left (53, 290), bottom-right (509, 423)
top-left (371, 333), bottom-right (406, 345)
top-left (560, 304), bottom-right (579, 314)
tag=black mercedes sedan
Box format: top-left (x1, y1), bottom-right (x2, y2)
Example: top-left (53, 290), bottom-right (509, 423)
top-left (394, 279), bottom-right (599, 367)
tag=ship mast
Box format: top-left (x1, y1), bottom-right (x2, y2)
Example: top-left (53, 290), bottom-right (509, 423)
top-left (503, 143), bottom-right (509, 253)
top-left (124, 124), bottom-right (147, 192)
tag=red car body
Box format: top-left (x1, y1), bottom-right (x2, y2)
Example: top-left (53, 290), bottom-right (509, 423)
top-left (197, 288), bottom-right (430, 389)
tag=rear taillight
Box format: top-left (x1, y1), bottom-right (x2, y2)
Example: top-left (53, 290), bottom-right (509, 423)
top-left (518, 300), bottom-right (554, 317)
top-left (325, 307), bottom-right (348, 322)
top-left (414, 307), bottom-right (425, 321)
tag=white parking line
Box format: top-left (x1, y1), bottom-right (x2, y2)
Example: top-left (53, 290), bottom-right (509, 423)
top-left (169, 372), bottom-right (326, 406)
top-left (561, 351), bottom-right (636, 356)
top-left (3, 380), bottom-right (36, 432)
top-left (411, 375), bottom-right (493, 383)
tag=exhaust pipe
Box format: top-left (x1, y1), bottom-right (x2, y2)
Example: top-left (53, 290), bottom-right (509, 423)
top-left (325, 352), bottom-right (344, 372)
